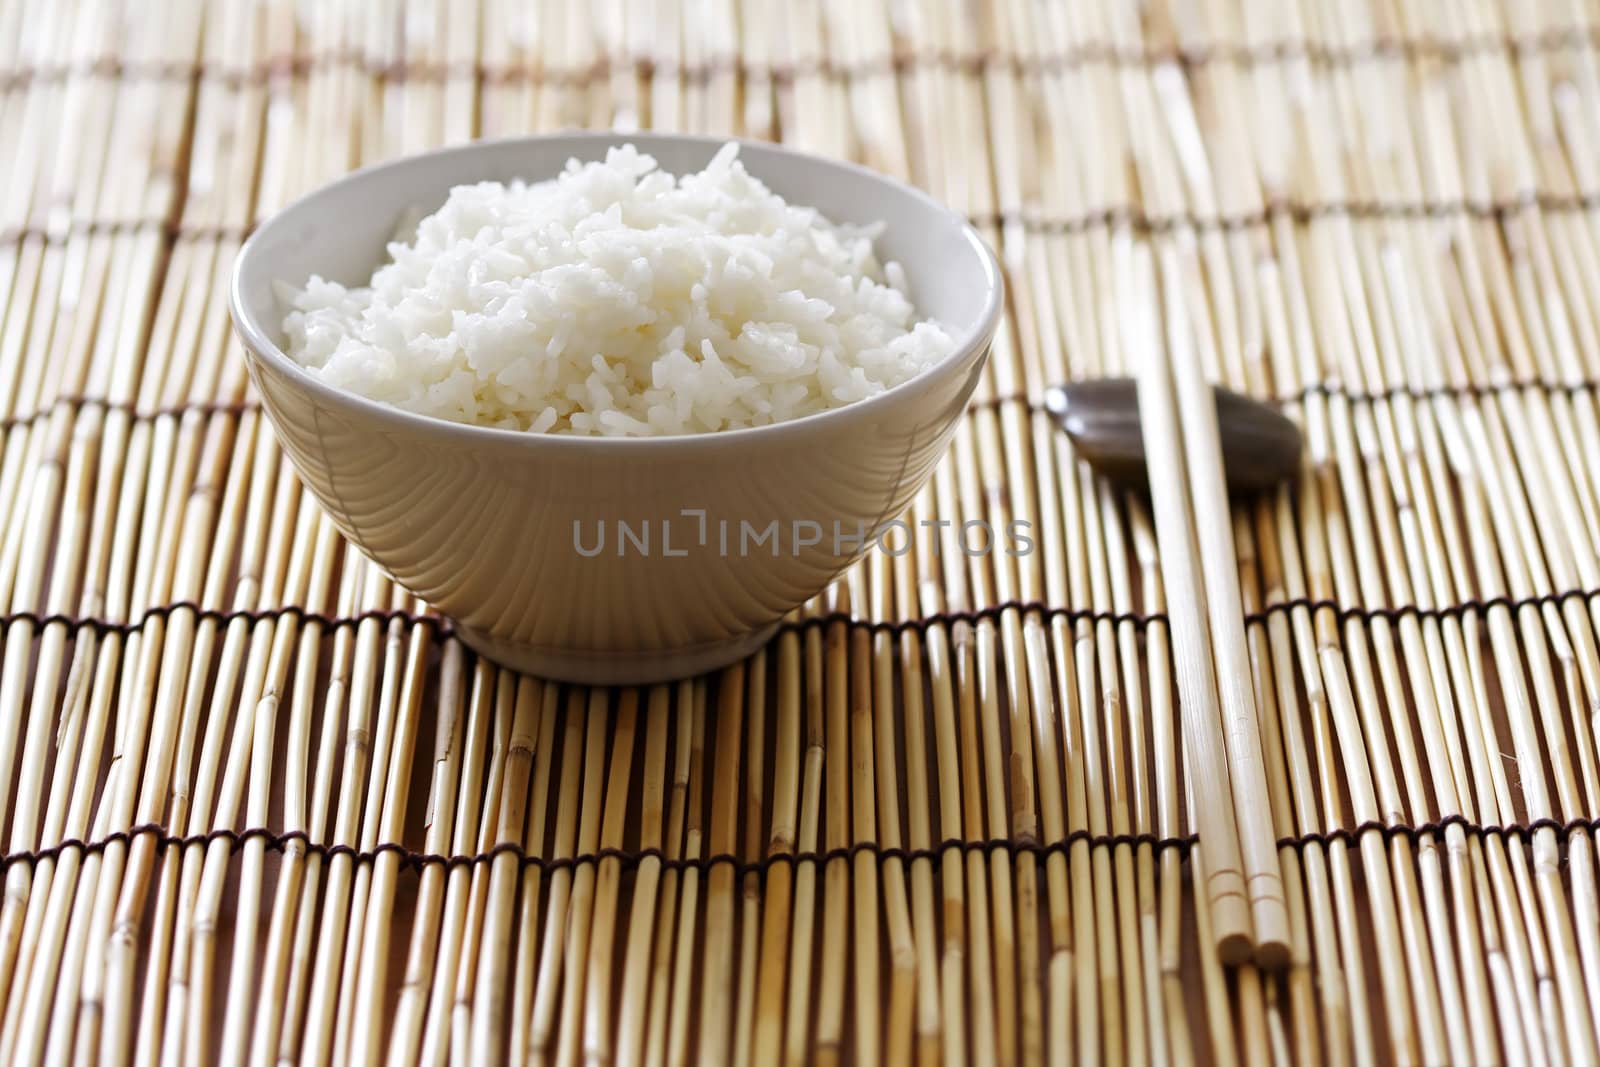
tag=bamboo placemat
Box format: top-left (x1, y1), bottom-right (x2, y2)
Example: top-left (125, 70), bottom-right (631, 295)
top-left (4, 0), bottom-right (1600, 1063)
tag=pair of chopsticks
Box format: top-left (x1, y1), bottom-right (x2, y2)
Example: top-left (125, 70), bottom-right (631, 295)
top-left (1122, 243), bottom-right (1291, 968)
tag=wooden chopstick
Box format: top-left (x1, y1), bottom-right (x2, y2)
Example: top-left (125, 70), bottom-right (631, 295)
top-left (1122, 244), bottom-right (1256, 963)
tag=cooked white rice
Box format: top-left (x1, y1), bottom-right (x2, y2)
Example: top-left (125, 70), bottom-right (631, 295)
top-left (279, 143), bottom-right (957, 436)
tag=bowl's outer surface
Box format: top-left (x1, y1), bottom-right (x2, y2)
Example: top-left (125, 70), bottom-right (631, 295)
top-left (232, 133), bottom-right (1002, 679)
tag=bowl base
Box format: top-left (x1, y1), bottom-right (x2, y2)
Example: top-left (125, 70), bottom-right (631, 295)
top-left (453, 623), bottom-right (781, 685)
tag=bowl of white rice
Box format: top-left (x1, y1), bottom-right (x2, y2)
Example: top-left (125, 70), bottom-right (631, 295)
top-left (232, 133), bottom-right (1002, 683)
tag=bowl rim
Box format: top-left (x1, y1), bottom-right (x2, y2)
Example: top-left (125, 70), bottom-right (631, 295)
top-left (230, 131), bottom-right (1004, 453)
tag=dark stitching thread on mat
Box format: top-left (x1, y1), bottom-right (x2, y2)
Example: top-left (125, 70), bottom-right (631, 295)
top-left (1275, 814), bottom-right (1600, 849)
top-left (2, 604), bottom-right (446, 637)
top-left (0, 397), bottom-right (259, 431)
top-left (5, 589), bottom-right (1593, 644)
top-left (9, 816), bottom-right (1599, 877)
top-left (976, 191), bottom-right (1600, 235)
top-left (1288, 591), bottom-right (1600, 624)
top-left (8, 373), bottom-right (1598, 434)
top-left (4, 190), bottom-right (1600, 251)
top-left (1288, 380), bottom-right (1600, 403)
top-left (977, 374), bottom-right (1600, 415)
top-left (3, 26), bottom-right (1598, 89)
top-left (0, 823), bottom-right (1197, 874)
top-left (0, 219), bottom-right (252, 247)
top-left (777, 590), bottom-right (1598, 638)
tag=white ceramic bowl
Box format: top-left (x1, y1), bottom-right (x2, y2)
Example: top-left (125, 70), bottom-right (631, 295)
top-left (231, 133), bottom-right (1002, 683)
